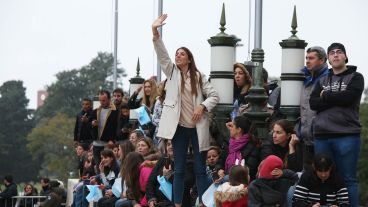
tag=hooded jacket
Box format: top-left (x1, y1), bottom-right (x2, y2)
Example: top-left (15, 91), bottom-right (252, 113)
top-left (214, 182), bottom-right (248, 207)
top-left (247, 155), bottom-right (296, 207)
top-left (299, 64), bottom-right (329, 145)
top-left (309, 66), bottom-right (364, 137)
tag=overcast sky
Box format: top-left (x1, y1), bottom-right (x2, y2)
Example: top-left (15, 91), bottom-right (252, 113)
top-left (0, 0), bottom-right (367, 109)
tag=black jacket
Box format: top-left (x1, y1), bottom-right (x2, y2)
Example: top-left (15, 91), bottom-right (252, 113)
top-left (248, 174), bottom-right (297, 207)
top-left (91, 105), bottom-right (118, 142)
top-left (0, 182), bottom-right (17, 207)
top-left (310, 66), bottom-right (364, 137)
top-left (146, 158), bottom-right (194, 207)
top-left (217, 139), bottom-right (273, 181)
top-left (74, 109), bottom-right (93, 143)
top-left (128, 92), bottom-right (154, 112)
top-left (271, 142), bottom-right (303, 173)
top-left (116, 115), bottom-right (131, 142)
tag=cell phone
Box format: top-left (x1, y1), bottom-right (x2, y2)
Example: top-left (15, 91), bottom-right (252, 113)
top-left (211, 170), bottom-right (219, 181)
top-left (164, 157), bottom-right (170, 169)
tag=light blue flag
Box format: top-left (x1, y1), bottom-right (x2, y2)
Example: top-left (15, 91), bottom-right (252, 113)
top-left (111, 177), bottom-right (122, 198)
top-left (202, 183), bottom-right (218, 207)
top-left (157, 175), bottom-right (172, 201)
top-left (85, 185), bottom-right (103, 202)
top-left (136, 105), bottom-right (151, 125)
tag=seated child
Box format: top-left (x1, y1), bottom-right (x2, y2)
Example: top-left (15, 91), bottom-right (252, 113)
top-left (248, 155), bottom-right (297, 206)
top-left (206, 146), bottom-right (221, 185)
top-left (214, 160), bottom-right (249, 207)
top-left (292, 153), bottom-right (350, 207)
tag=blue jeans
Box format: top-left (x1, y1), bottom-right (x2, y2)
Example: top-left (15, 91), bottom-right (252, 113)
top-left (74, 184), bottom-right (89, 207)
top-left (315, 135), bottom-right (360, 207)
top-left (172, 125), bottom-right (208, 205)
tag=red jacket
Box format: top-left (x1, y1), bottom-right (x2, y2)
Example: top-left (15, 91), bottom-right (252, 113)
top-left (214, 182), bottom-right (248, 207)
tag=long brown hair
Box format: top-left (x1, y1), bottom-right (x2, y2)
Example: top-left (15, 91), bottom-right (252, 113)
top-left (271, 119), bottom-right (295, 168)
top-left (100, 149), bottom-right (117, 175)
top-left (141, 79), bottom-right (158, 111)
top-left (158, 79), bottom-right (167, 103)
top-left (176, 47), bottom-right (203, 97)
top-left (122, 152), bottom-right (144, 201)
top-left (119, 140), bottom-right (135, 176)
top-left (233, 63), bottom-right (252, 95)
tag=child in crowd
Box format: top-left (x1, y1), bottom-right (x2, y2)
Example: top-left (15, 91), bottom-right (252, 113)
top-left (248, 155), bottom-right (297, 206)
top-left (206, 146), bottom-right (221, 184)
top-left (75, 143), bottom-right (88, 178)
top-left (214, 161), bottom-right (249, 207)
top-left (117, 103), bottom-right (131, 141)
top-left (292, 153), bottom-right (350, 207)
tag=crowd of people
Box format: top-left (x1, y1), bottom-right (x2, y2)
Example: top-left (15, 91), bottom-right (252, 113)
top-left (2, 13), bottom-right (363, 207)
top-left (67, 14), bottom-right (364, 207)
top-left (0, 176), bottom-right (66, 207)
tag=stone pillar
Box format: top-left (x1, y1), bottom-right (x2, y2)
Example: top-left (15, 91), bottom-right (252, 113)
top-left (279, 6), bottom-right (307, 122)
top-left (208, 3), bottom-right (240, 144)
top-left (129, 58), bottom-right (145, 121)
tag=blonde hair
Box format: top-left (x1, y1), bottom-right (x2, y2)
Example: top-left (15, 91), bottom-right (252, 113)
top-left (142, 79), bottom-right (158, 111)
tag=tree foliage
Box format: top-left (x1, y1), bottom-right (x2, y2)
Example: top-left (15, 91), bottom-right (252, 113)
top-left (23, 52), bottom-right (127, 182)
top-left (0, 80), bottom-right (37, 182)
top-left (35, 52), bottom-right (126, 119)
top-left (358, 102), bottom-right (368, 204)
top-left (27, 113), bottom-right (76, 182)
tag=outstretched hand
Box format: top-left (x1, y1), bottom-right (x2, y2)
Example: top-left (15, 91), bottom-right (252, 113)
top-left (152, 14), bottom-right (168, 30)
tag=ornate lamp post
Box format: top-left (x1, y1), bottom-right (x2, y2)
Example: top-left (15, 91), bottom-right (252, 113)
top-left (244, 0), bottom-right (270, 141)
top-left (129, 58), bottom-right (144, 121)
top-left (208, 4), bottom-right (240, 144)
top-left (279, 6), bottom-right (308, 122)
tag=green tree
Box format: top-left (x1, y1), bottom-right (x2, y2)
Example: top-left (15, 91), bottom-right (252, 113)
top-left (27, 113), bottom-right (76, 182)
top-left (36, 52), bottom-right (126, 119)
top-left (0, 80), bottom-right (38, 182)
top-left (358, 102), bottom-right (368, 204)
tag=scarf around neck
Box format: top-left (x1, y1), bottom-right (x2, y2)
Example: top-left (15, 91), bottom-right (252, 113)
top-left (225, 133), bottom-right (250, 172)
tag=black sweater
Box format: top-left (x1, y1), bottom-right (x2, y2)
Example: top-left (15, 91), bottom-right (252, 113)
top-left (292, 170), bottom-right (350, 207)
top-left (309, 66), bottom-right (364, 137)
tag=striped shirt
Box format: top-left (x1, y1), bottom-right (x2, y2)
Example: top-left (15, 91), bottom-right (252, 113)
top-left (292, 171), bottom-right (350, 206)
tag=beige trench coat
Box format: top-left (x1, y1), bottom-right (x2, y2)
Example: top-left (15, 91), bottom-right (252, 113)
top-left (153, 38), bottom-right (219, 152)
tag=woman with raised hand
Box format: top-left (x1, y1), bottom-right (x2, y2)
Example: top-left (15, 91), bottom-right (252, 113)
top-left (152, 14), bottom-right (219, 207)
top-left (128, 79), bottom-right (159, 114)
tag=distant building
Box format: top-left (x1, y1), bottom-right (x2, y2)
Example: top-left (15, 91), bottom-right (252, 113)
top-left (37, 90), bottom-right (48, 108)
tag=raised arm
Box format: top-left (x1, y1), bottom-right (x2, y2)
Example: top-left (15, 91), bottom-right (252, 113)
top-left (152, 14), bottom-right (174, 77)
top-left (152, 14), bottom-right (167, 41)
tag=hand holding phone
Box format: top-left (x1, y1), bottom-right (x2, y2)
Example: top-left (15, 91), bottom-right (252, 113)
top-left (211, 170), bottom-right (219, 181)
top-left (164, 157), bottom-right (171, 169)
